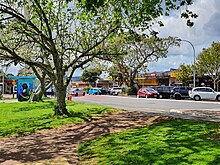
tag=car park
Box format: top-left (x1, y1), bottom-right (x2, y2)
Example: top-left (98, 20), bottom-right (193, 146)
top-left (137, 87), bottom-right (159, 98)
top-left (170, 86), bottom-right (192, 100)
top-left (153, 86), bottom-right (173, 99)
top-left (110, 87), bottom-right (122, 96)
top-left (71, 88), bottom-right (85, 96)
top-left (88, 88), bottom-right (101, 95)
top-left (189, 87), bottom-right (220, 101)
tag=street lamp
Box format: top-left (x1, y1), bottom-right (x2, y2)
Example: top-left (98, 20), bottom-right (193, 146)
top-left (177, 38), bottom-right (196, 88)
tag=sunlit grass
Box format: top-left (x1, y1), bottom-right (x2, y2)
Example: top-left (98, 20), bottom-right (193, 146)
top-left (78, 119), bottom-right (220, 165)
top-left (0, 100), bottom-right (117, 138)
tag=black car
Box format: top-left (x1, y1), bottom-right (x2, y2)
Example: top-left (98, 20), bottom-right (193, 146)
top-left (170, 86), bottom-right (192, 100)
top-left (99, 87), bottom-right (110, 95)
top-left (154, 86), bottom-right (173, 99)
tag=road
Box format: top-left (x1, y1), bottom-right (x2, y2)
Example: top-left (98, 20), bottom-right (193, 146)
top-left (73, 95), bottom-right (220, 113)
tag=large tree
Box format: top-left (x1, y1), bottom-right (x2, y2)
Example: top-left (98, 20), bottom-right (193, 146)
top-left (106, 34), bottom-right (179, 87)
top-left (196, 42), bottom-right (220, 90)
top-left (0, 0), bottom-right (196, 116)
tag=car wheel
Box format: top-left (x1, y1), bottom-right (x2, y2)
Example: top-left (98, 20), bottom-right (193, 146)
top-left (174, 94), bottom-right (181, 100)
top-left (137, 94), bottom-right (140, 98)
top-left (159, 94), bottom-right (163, 99)
top-left (194, 95), bottom-right (201, 101)
top-left (83, 92), bottom-right (85, 96)
top-left (216, 95), bottom-right (220, 101)
top-left (75, 93), bottom-right (78, 97)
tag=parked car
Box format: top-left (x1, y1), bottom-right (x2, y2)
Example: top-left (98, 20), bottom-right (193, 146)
top-left (153, 86), bottom-right (173, 99)
top-left (99, 87), bottom-right (110, 95)
top-left (189, 87), bottom-right (220, 101)
top-left (88, 88), bottom-right (101, 95)
top-left (110, 87), bottom-right (122, 95)
top-left (170, 86), bottom-right (192, 100)
top-left (137, 87), bottom-right (159, 98)
top-left (71, 88), bottom-right (85, 96)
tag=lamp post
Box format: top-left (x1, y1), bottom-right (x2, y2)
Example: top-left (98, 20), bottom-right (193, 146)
top-left (177, 39), bottom-right (196, 88)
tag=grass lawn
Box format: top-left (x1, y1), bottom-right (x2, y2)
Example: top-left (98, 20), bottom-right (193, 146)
top-left (78, 119), bottom-right (220, 165)
top-left (0, 100), bottom-right (117, 138)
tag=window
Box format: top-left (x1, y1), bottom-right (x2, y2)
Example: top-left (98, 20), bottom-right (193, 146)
top-left (180, 87), bottom-right (185, 90)
top-left (200, 88), bottom-right (206, 92)
top-left (194, 88), bottom-right (199, 91)
top-left (206, 88), bottom-right (213, 92)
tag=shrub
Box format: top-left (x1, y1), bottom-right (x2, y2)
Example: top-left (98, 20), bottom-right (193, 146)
top-left (83, 86), bottom-right (90, 93)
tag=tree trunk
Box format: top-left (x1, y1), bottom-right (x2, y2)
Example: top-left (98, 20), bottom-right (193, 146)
top-left (54, 81), bottom-right (71, 116)
top-left (29, 78), bottom-right (52, 102)
top-left (29, 85), bottom-right (45, 102)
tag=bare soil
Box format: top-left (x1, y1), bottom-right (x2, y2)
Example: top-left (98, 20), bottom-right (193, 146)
top-left (0, 111), bottom-right (169, 165)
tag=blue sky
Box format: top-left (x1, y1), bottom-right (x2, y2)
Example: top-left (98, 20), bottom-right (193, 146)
top-left (5, 0), bottom-right (220, 75)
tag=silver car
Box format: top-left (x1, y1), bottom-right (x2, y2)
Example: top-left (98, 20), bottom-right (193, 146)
top-left (71, 88), bottom-right (85, 96)
top-left (189, 87), bottom-right (220, 101)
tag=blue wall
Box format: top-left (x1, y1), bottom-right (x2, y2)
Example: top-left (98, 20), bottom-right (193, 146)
top-left (8, 76), bottom-right (36, 101)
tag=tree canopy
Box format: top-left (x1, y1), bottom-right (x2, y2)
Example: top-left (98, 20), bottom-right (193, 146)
top-left (105, 34), bottom-right (179, 87)
top-left (176, 64), bottom-right (193, 86)
top-left (81, 68), bottom-right (102, 86)
top-left (196, 42), bottom-right (220, 90)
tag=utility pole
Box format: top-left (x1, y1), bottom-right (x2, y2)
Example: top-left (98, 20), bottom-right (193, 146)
top-left (177, 38), bottom-right (196, 88)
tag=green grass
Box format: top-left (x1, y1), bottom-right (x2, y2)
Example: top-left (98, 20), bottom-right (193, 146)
top-left (0, 100), bottom-right (117, 138)
top-left (78, 119), bottom-right (220, 165)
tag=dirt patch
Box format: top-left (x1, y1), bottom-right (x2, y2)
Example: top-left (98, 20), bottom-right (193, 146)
top-left (0, 111), bottom-right (169, 165)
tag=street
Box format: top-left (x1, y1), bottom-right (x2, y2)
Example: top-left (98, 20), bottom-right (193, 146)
top-left (73, 95), bottom-right (220, 113)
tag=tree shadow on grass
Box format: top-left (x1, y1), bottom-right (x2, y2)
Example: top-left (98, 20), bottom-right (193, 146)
top-left (0, 111), bottom-right (163, 164)
top-left (12, 101), bottom-right (55, 112)
top-left (79, 119), bottom-right (220, 165)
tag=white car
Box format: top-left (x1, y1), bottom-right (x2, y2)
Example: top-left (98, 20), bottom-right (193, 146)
top-left (110, 87), bottom-right (122, 96)
top-left (189, 87), bottom-right (220, 101)
top-left (71, 88), bottom-right (85, 96)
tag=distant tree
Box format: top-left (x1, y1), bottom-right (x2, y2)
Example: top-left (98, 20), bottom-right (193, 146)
top-left (176, 64), bottom-right (193, 86)
top-left (81, 68), bottom-right (102, 86)
top-left (196, 42), bottom-right (220, 90)
top-left (105, 34), bottom-right (179, 88)
top-left (107, 65), bottom-right (124, 86)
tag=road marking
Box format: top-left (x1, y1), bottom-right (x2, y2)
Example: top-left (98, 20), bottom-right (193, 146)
top-left (119, 96), bottom-right (220, 105)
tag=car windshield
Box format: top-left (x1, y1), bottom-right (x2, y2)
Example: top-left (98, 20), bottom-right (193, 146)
top-left (146, 88), bottom-right (156, 92)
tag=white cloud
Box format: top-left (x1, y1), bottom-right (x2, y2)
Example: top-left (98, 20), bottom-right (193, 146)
top-left (3, 64), bottom-right (21, 75)
top-left (148, 0), bottom-right (220, 72)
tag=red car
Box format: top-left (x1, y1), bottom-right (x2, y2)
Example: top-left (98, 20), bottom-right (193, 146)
top-left (137, 87), bottom-right (159, 98)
